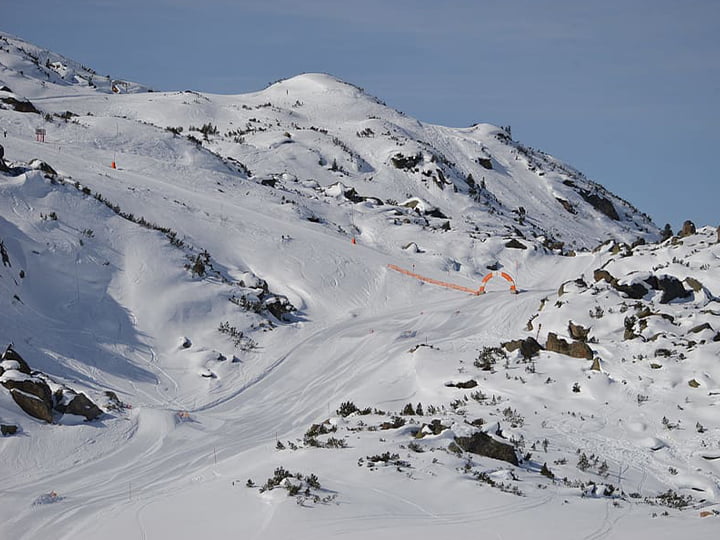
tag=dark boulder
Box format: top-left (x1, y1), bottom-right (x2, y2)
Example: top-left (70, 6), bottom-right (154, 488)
top-left (2, 373), bottom-right (54, 422)
top-left (545, 333), bottom-right (568, 355)
top-left (1, 96), bottom-right (39, 114)
top-left (1, 424), bottom-right (18, 436)
top-left (580, 191), bottom-right (619, 221)
top-left (260, 177), bottom-right (277, 187)
top-left (478, 157), bottom-right (493, 170)
top-left (262, 295), bottom-right (295, 320)
top-left (568, 321), bottom-right (590, 342)
top-left (593, 269), bottom-right (614, 283)
top-left (684, 277), bottom-right (704, 293)
top-left (2, 377), bottom-right (52, 408)
top-left (445, 379), bottom-right (478, 389)
top-left (503, 337), bottom-right (543, 359)
top-left (9, 389), bottom-right (53, 423)
top-left (614, 281), bottom-right (648, 300)
top-left (57, 392), bottom-right (103, 420)
top-left (569, 341), bottom-right (593, 359)
top-left (416, 419), bottom-right (450, 437)
top-left (656, 276), bottom-right (691, 304)
top-left (505, 238), bottom-right (527, 250)
top-left (343, 187), bottom-right (365, 204)
top-left (545, 333), bottom-right (593, 359)
top-left (519, 337), bottom-right (543, 359)
top-left (426, 207), bottom-right (448, 219)
top-left (678, 220), bottom-right (696, 238)
top-left (453, 431), bottom-right (518, 466)
top-left (556, 197), bottom-right (576, 214)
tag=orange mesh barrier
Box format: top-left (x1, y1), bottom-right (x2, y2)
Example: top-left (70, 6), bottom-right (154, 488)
top-left (387, 264), bottom-right (481, 295)
top-left (479, 271), bottom-right (518, 294)
top-left (387, 265), bottom-right (518, 295)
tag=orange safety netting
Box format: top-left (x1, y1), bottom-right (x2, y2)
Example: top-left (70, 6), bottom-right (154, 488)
top-left (387, 264), bottom-right (518, 295)
top-left (479, 271), bottom-right (518, 294)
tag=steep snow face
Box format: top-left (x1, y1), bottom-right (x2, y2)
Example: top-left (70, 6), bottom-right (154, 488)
top-left (3, 34), bottom-right (717, 540)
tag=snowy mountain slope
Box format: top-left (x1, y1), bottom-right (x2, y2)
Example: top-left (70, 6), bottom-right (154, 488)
top-left (0, 32), bottom-right (149, 97)
top-left (1, 32), bottom-right (718, 540)
top-left (2, 31), bottom-right (658, 251)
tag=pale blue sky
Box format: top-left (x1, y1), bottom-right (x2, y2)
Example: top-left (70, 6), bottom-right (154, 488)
top-left (5, 1), bottom-right (719, 230)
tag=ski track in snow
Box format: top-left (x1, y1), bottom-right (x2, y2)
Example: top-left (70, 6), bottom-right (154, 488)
top-left (4, 284), bottom-right (543, 539)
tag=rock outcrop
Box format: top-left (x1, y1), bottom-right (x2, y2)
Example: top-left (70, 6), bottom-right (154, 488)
top-left (568, 321), bottom-right (590, 341)
top-left (593, 270), bottom-right (690, 304)
top-left (0, 346), bottom-right (103, 422)
top-left (502, 337), bottom-right (542, 359)
top-left (1, 346), bottom-right (32, 374)
top-left (54, 390), bottom-right (104, 421)
top-left (579, 190), bottom-right (619, 221)
top-left (453, 431), bottom-right (519, 466)
top-left (505, 238), bottom-right (527, 250)
top-left (545, 332), bottom-right (593, 360)
top-left (0, 95), bottom-right (39, 114)
top-left (1, 424), bottom-right (18, 436)
top-left (678, 220), bottom-right (696, 238)
top-left (9, 388), bottom-right (54, 422)
top-left (645, 275), bottom-right (691, 304)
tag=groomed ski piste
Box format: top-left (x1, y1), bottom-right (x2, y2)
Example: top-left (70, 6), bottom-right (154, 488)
top-left (1, 32), bottom-right (718, 539)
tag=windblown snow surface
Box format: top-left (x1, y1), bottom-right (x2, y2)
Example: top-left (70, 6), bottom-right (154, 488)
top-left (1, 32), bottom-right (718, 539)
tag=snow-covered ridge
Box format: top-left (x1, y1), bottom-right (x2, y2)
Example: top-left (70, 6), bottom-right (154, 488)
top-left (0, 32), bottom-right (149, 96)
top-left (0, 32), bottom-right (657, 251)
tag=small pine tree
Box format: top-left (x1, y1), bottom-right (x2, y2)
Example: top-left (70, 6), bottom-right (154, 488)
top-left (306, 474), bottom-right (320, 489)
top-left (337, 401), bottom-right (359, 417)
top-left (540, 462), bottom-right (554, 479)
top-left (191, 254), bottom-right (206, 277)
top-left (577, 452), bottom-right (591, 471)
top-left (401, 403), bottom-right (416, 416)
